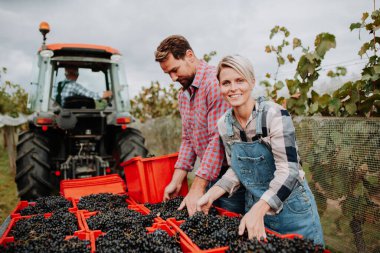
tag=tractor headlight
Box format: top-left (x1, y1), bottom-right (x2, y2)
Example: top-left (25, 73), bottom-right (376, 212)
top-left (111, 54), bottom-right (122, 62)
top-left (40, 50), bottom-right (54, 58)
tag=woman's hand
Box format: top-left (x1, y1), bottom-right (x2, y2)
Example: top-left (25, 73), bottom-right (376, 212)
top-left (196, 192), bottom-right (213, 214)
top-left (196, 186), bottom-right (227, 214)
top-left (239, 199), bottom-right (271, 240)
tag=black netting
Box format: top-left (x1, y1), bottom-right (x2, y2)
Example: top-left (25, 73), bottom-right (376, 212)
top-left (134, 116), bottom-right (380, 252)
top-left (294, 117), bottom-right (380, 253)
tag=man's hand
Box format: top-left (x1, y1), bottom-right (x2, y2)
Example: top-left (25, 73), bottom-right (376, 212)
top-left (163, 181), bottom-right (182, 200)
top-left (238, 199), bottom-right (270, 240)
top-left (178, 176), bottom-right (209, 216)
top-left (102, 90), bottom-right (113, 99)
top-left (163, 169), bottom-right (188, 201)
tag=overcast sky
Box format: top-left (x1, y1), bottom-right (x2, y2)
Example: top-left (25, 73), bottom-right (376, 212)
top-left (0, 0), bottom-right (375, 97)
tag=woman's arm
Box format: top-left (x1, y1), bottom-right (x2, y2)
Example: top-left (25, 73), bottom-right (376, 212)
top-left (260, 102), bottom-right (301, 214)
top-left (214, 168), bottom-right (240, 195)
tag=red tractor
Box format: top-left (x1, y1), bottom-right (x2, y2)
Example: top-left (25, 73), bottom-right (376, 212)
top-left (16, 22), bottom-right (148, 200)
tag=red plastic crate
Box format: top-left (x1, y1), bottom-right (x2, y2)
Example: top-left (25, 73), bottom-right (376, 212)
top-left (66, 230), bottom-right (104, 253)
top-left (122, 153), bottom-right (188, 204)
top-left (60, 174), bottom-right (127, 200)
top-left (10, 201), bottom-right (35, 218)
top-left (89, 230), bottom-right (104, 253)
top-left (0, 211), bottom-right (85, 247)
top-left (167, 218), bottom-right (228, 253)
top-left (64, 231), bottom-right (93, 252)
top-left (165, 206), bottom-right (311, 253)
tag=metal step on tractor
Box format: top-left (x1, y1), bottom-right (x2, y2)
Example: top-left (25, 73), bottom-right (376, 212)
top-left (16, 22), bottom-right (149, 201)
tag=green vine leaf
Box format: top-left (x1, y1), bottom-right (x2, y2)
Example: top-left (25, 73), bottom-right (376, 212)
top-left (286, 79), bottom-right (297, 95)
top-left (318, 94), bottom-right (331, 109)
top-left (359, 42), bottom-right (370, 57)
top-left (309, 102), bottom-right (319, 114)
top-left (270, 26), bottom-right (280, 39)
top-left (350, 22), bottom-right (362, 31)
top-left (274, 81), bottom-right (284, 90)
top-left (287, 54), bottom-right (295, 63)
top-left (345, 101), bottom-right (358, 115)
top-left (315, 33), bottom-right (336, 58)
top-left (361, 12), bottom-right (369, 22)
top-left (311, 90), bottom-right (319, 103)
top-left (328, 98), bottom-right (341, 115)
top-left (293, 37), bottom-right (302, 49)
top-left (277, 56), bottom-right (285, 65)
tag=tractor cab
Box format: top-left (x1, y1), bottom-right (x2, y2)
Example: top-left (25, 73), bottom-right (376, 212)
top-left (16, 22), bottom-right (148, 201)
top-left (28, 43), bottom-right (131, 113)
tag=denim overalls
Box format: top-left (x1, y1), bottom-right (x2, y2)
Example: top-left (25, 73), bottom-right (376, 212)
top-left (225, 97), bottom-right (324, 246)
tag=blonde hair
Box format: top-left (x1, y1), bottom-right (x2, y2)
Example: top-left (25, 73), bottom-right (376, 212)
top-left (217, 55), bottom-right (255, 84)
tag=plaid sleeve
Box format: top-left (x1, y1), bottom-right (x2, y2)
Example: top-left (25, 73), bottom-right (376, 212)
top-left (195, 80), bottom-right (230, 181)
top-left (73, 82), bottom-right (102, 100)
top-left (175, 94), bottom-right (196, 171)
top-left (260, 104), bottom-right (300, 213)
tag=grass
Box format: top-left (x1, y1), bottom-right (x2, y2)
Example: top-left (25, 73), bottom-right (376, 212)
top-left (0, 132), bottom-right (19, 224)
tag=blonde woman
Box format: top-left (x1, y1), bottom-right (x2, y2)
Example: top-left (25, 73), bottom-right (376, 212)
top-left (197, 55), bottom-right (324, 246)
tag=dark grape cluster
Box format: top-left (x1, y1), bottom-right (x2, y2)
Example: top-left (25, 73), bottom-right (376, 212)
top-left (227, 234), bottom-right (325, 253)
top-left (96, 227), bottom-right (181, 253)
top-left (10, 210), bottom-right (78, 240)
top-left (20, 196), bottom-right (73, 215)
top-left (77, 193), bottom-right (128, 212)
top-left (87, 207), bottom-right (155, 232)
top-left (0, 233), bottom-right (90, 253)
top-left (180, 212), bottom-right (324, 252)
top-left (144, 196), bottom-right (218, 220)
top-left (1, 209), bottom-right (86, 252)
top-left (179, 212), bottom-right (240, 250)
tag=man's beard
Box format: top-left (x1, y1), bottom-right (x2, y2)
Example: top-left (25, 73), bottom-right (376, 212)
top-left (178, 75), bottom-right (195, 90)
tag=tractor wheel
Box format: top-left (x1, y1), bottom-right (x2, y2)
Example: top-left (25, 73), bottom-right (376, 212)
top-left (115, 127), bottom-right (148, 170)
top-left (15, 130), bottom-right (54, 201)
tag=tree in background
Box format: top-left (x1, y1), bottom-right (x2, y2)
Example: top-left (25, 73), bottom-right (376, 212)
top-left (130, 81), bottom-right (180, 122)
top-left (0, 67), bottom-right (30, 117)
top-left (261, 9), bottom-right (379, 117)
top-left (0, 67), bottom-right (31, 174)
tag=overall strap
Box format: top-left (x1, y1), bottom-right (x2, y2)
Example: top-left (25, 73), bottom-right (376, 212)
top-left (224, 108), bottom-right (235, 137)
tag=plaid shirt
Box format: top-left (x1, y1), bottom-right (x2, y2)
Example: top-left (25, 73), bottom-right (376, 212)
top-left (175, 60), bottom-right (230, 181)
top-left (53, 79), bottom-right (101, 104)
top-left (215, 100), bottom-right (305, 213)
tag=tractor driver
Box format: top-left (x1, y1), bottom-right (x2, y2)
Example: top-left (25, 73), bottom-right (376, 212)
top-left (54, 67), bottom-right (112, 107)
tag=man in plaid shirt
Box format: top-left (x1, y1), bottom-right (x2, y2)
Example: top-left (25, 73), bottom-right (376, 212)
top-left (155, 35), bottom-right (245, 215)
top-left (54, 67), bottom-right (112, 106)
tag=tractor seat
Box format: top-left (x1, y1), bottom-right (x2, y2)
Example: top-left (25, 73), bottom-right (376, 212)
top-left (63, 95), bottom-right (96, 109)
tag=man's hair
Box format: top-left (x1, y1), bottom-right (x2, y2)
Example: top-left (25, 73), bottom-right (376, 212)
top-left (217, 55), bottom-right (255, 84)
top-left (155, 35), bottom-right (193, 62)
top-left (65, 67), bottom-right (79, 76)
